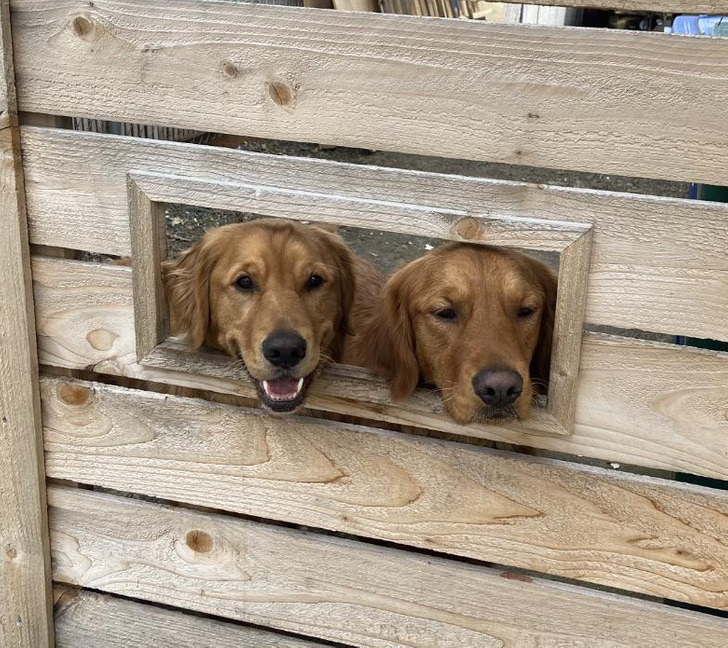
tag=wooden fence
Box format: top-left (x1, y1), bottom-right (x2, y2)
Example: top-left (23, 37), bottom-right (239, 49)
top-left (2, 0), bottom-right (728, 645)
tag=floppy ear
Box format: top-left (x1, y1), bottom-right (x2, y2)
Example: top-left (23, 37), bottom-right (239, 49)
top-left (161, 236), bottom-right (215, 350)
top-left (530, 261), bottom-right (558, 391)
top-left (378, 263), bottom-right (421, 401)
top-left (316, 229), bottom-right (356, 363)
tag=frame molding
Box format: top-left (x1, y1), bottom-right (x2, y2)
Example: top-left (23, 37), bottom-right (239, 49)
top-left (127, 171), bottom-right (592, 437)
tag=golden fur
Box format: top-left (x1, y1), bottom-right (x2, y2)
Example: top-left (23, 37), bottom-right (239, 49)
top-left (163, 219), bottom-right (355, 414)
top-left (345, 242), bottom-right (557, 424)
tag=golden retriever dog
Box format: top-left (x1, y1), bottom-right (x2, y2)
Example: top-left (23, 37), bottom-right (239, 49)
top-left (345, 242), bottom-right (557, 424)
top-left (163, 219), bottom-right (354, 414)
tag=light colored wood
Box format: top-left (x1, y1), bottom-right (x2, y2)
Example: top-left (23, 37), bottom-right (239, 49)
top-left (42, 375), bottom-right (728, 609)
top-left (55, 588), bottom-right (327, 647)
top-left (0, 0), bottom-right (53, 644)
top-left (32, 256), bottom-right (728, 479)
top-left (492, 0), bottom-right (728, 12)
top-left (21, 128), bottom-right (728, 342)
top-left (127, 176), bottom-right (168, 360)
top-left (49, 485), bottom-right (728, 647)
top-left (130, 170), bottom-right (592, 435)
top-left (11, 1), bottom-right (728, 185)
top-left (547, 228), bottom-right (592, 432)
top-left (132, 170), bottom-right (591, 253)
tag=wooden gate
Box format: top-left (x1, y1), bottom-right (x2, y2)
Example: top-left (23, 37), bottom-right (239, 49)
top-left (2, 0), bottom-right (728, 645)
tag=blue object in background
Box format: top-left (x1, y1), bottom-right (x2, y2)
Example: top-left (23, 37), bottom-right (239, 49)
top-left (669, 14), bottom-right (728, 36)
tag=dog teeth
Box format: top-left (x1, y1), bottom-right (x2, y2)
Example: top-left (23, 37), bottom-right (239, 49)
top-left (262, 378), bottom-right (305, 401)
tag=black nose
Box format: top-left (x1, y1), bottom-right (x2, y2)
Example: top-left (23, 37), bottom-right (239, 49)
top-left (262, 330), bottom-right (307, 369)
top-left (472, 369), bottom-right (523, 407)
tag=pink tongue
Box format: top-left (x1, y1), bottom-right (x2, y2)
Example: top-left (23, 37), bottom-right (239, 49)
top-left (266, 377), bottom-right (300, 399)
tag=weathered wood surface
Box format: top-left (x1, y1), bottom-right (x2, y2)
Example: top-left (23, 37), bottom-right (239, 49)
top-left (11, 1), bottom-right (728, 185)
top-left (127, 177), bottom-right (168, 360)
top-left (32, 255), bottom-right (728, 480)
top-left (43, 376), bottom-right (728, 609)
top-left (54, 587), bottom-right (328, 648)
top-left (49, 485), bottom-right (728, 647)
top-left (0, 0), bottom-right (53, 644)
top-left (547, 227), bottom-right (592, 433)
top-left (21, 128), bottom-right (728, 342)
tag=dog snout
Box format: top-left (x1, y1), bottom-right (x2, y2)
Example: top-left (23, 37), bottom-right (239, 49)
top-left (262, 330), bottom-right (307, 369)
top-left (472, 369), bottom-right (523, 407)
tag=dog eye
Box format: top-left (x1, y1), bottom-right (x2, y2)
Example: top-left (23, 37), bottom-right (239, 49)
top-left (517, 306), bottom-right (536, 318)
top-left (234, 275), bottom-right (254, 291)
top-left (434, 307), bottom-right (457, 321)
top-left (307, 274), bottom-right (325, 289)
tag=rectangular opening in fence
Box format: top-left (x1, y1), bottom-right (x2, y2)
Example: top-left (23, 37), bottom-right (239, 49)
top-left (127, 171), bottom-right (592, 437)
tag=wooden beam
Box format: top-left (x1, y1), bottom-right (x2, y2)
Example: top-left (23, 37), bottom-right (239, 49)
top-left (21, 128), bottom-right (728, 342)
top-left (42, 376), bottom-right (728, 610)
top-left (55, 587), bottom-right (328, 648)
top-left (32, 256), bottom-right (728, 480)
top-left (49, 485), bottom-right (728, 646)
top-left (0, 0), bottom-right (53, 645)
top-left (11, 1), bottom-right (728, 184)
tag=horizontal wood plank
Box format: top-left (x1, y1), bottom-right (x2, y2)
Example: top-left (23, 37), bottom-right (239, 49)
top-left (11, 1), bottom-right (728, 184)
top-left (43, 376), bottom-right (728, 609)
top-left (49, 485), bottom-right (728, 647)
top-left (21, 128), bottom-right (728, 341)
top-left (54, 587), bottom-right (327, 648)
top-left (32, 256), bottom-right (728, 479)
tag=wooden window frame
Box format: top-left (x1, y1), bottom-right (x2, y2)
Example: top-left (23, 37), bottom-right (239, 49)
top-left (128, 170), bottom-right (592, 437)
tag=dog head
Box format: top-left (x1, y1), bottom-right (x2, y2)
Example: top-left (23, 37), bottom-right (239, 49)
top-left (163, 219), bottom-right (355, 414)
top-left (375, 242), bottom-right (556, 423)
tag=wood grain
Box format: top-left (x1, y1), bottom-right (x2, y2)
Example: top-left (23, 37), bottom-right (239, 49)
top-left (32, 256), bottom-right (728, 479)
top-left (133, 170), bottom-right (591, 253)
top-left (11, 0), bottom-right (728, 185)
top-left (547, 227), bottom-right (592, 432)
top-left (43, 375), bottom-right (728, 610)
top-left (49, 485), bottom-right (728, 647)
top-left (0, 1), bottom-right (53, 644)
top-left (55, 588), bottom-right (327, 648)
top-left (21, 128), bottom-right (728, 342)
top-left (128, 177), bottom-right (168, 361)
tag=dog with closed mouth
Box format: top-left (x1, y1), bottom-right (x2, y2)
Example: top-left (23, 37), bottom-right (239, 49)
top-left (163, 219), bottom-right (355, 414)
top-left (344, 242), bottom-right (557, 424)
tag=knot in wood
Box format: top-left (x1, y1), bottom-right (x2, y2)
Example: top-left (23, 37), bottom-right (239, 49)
top-left (220, 61), bottom-right (239, 79)
top-left (267, 81), bottom-right (294, 107)
top-left (71, 15), bottom-right (94, 40)
top-left (86, 328), bottom-right (118, 351)
top-left (57, 383), bottom-right (92, 407)
top-left (455, 217), bottom-right (484, 241)
top-left (185, 529), bottom-right (214, 553)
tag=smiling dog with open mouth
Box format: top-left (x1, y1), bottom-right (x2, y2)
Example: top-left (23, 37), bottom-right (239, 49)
top-left (345, 242), bottom-right (557, 424)
top-left (162, 219), bottom-right (354, 414)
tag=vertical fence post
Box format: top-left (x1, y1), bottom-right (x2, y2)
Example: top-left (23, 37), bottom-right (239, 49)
top-left (0, 0), bottom-right (54, 644)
